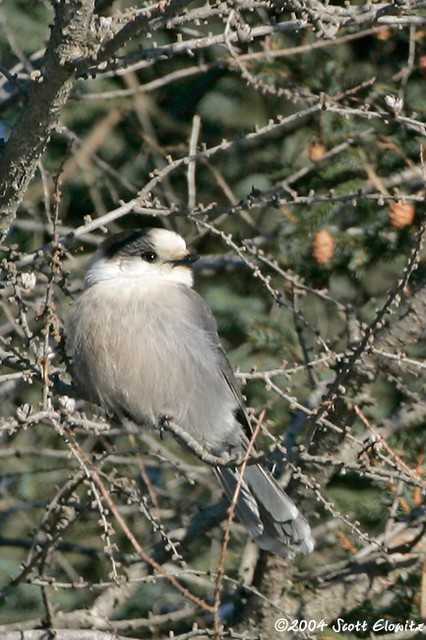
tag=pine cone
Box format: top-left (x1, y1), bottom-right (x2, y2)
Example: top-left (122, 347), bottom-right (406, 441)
top-left (389, 201), bottom-right (415, 229)
top-left (309, 143), bottom-right (326, 161)
top-left (312, 229), bottom-right (335, 264)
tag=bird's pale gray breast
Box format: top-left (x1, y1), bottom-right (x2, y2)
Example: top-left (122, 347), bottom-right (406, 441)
top-left (68, 281), bottom-right (241, 451)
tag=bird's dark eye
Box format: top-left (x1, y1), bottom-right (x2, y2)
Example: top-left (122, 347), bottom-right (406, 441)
top-left (141, 251), bottom-right (157, 262)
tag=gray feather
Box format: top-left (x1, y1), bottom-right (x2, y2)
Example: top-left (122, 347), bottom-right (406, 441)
top-left (216, 464), bottom-right (313, 558)
top-left (67, 234), bottom-right (314, 558)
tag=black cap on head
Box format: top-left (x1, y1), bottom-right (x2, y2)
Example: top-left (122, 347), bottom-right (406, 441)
top-left (102, 229), bottom-right (156, 259)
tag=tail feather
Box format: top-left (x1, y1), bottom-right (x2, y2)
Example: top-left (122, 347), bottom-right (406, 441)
top-left (214, 467), bottom-right (263, 539)
top-left (216, 464), bottom-right (314, 559)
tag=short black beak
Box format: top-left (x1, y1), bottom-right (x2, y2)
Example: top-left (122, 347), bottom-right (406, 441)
top-left (171, 253), bottom-right (199, 267)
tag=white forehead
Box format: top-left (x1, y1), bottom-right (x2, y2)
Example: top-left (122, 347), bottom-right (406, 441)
top-left (149, 228), bottom-right (187, 256)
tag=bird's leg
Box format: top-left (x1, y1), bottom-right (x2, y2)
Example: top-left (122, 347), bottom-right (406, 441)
top-left (158, 414), bottom-right (173, 440)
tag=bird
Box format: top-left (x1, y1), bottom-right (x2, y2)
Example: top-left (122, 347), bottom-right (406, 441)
top-left (67, 227), bottom-right (314, 558)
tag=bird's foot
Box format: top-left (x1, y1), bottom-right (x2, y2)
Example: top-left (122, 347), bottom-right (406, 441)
top-left (158, 414), bottom-right (173, 440)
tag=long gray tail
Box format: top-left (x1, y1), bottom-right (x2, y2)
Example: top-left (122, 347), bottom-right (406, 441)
top-left (215, 464), bottom-right (314, 558)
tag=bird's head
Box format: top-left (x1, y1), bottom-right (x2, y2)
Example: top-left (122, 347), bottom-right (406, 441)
top-left (85, 228), bottom-right (199, 288)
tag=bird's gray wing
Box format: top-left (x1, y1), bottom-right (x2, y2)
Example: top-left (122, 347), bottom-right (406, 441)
top-left (180, 287), bottom-right (314, 558)
top-left (181, 286), bottom-right (253, 439)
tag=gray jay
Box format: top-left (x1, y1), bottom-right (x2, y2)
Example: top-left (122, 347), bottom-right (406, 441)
top-left (67, 228), bottom-right (314, 558)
